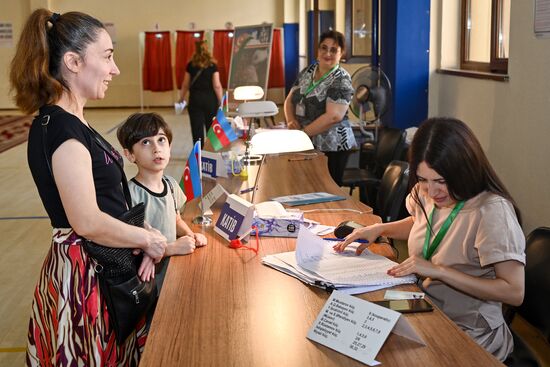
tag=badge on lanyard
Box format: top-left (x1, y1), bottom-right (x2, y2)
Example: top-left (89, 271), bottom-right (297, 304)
top-left (296, 100), bottom-right (306, 117)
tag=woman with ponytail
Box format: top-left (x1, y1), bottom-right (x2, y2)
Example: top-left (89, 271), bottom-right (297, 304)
top-left (10, 9), bottom-right (167, 366)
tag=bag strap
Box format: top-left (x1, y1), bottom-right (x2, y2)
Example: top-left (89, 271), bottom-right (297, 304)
top-left (163, 176), bottom-right (178, 213)
top-left (190, 68), bottom-right (204, 87)
top-left (40, 114), bottom-right (134, 209)
top-left (40, 115), bottom-right (54, 177)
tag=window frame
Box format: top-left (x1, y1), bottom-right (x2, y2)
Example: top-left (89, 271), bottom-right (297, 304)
top-left (460, 0), bottom-right (508, 74)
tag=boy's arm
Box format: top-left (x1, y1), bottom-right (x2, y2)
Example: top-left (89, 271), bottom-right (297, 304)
top-left (176, 212), bottom-right (207, 247)
top-left (176, 212), bottom-right (194, 237)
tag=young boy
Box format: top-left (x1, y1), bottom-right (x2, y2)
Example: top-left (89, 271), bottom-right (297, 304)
top-left (117, 112), bottom-right (207, 293)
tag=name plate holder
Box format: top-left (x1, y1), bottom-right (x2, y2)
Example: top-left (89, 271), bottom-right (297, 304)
top-left (201, 150), bottom-right (228, 179)
top-left (307, 291), bottom-right (425, 366)
top-left (214, 194), bottom-right (254, 241)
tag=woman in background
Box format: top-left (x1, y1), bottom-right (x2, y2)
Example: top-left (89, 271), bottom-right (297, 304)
top-left (335, 117), bottom-right (525, 362)
top-left (10, 9), bottom-right (166, 365)
top-left (284, 30), bottom-right (356, 186)
top-left (178, 40), bottom-right (223, 147)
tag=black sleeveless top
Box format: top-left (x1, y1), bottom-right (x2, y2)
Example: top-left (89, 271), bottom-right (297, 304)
top-left (27, 105), bottom-right (126, 228)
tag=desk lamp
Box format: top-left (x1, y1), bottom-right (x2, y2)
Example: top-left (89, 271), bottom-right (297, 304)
top-left (233, 85), bottom-right (264, 101)
top-left (246, 129), bottom-right (314, 204)
top-left (249, 129), bottom-right (313, 155)
top-left (237, 100), bottom-right (279, 165)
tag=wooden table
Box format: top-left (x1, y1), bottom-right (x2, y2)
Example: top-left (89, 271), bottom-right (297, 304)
top-left (141, 152), bottom-right (502, 366)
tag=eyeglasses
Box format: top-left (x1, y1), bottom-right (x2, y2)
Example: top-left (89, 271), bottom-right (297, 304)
top-left (319, 44), bottom-right (341, 55)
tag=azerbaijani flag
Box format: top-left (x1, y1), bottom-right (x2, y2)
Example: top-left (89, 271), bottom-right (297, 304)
top-left (207, 108), bottom-right (238, 151)
top-left (180, 141), bottom-right (202, 200)
top-left (221, 92), bottom-right (229, 113)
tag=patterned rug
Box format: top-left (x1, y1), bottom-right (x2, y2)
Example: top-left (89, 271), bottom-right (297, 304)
top-left (0, 115), bottom-right (33, 154)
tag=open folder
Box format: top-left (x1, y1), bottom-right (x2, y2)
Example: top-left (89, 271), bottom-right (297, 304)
top-left (262, 225), bottom-right (416, 293)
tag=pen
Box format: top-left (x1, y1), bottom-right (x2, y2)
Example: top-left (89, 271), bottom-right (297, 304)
top-left (288, 157), bottom-right (314, 162)
top-left (239, 187), bottom-right (257, 194)
top-left (323, 237), bottom-right (369, 244)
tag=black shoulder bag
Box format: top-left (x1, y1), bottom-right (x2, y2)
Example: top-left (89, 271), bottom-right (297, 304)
top-left (40, 114), bottom-right (156, 345)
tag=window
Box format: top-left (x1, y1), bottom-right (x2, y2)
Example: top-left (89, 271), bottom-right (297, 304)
top-left (460, 0), bottom-right (510, 74)
top-left (344, 0), bottom-right (374, 63)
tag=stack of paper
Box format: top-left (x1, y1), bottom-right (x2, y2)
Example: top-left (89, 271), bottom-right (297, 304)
top-left (271, 192), bottom-right (346, 206)
top-left (262, 225), bottom-right (416, 295)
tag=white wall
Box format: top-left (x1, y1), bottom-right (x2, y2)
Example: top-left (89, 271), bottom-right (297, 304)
top-left (430, 0), bottom-right (550, 234)
top-left (0, 0), bottom-right (283, 109)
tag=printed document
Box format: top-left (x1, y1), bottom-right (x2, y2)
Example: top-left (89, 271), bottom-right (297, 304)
top-left (262, 225), bottom-right (416, 292)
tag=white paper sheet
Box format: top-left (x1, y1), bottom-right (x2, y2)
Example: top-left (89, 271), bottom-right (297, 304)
top-left (295, 225), bottom-right (416, 287)
top-left (262, 226), bottom-right (416, 292)
top-left (307, 291), bottom-right (425, 366)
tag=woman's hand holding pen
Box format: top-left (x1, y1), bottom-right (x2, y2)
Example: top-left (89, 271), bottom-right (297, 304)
top-left (332, 224), bottom-right (383, 255)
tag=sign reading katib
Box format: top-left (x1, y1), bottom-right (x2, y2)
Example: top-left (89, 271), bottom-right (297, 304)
top-left (214, 194), bottom-right (254, 241)
top-left (201, 150), bottom-right (228, 179)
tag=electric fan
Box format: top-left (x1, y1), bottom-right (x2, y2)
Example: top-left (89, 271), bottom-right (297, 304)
top-left (349, 65), bottom-right (391, 142)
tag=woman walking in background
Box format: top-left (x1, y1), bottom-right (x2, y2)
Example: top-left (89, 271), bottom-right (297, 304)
top-left (178, 40), bottom-right (223, 147)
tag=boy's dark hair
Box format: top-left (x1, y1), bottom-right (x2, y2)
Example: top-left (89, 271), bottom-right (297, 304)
top-left (117, 112), bottom-right (173, 151)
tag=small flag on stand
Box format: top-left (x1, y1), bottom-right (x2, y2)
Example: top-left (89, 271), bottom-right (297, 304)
top-left (221, 92), bottom-right (229, 113)
top-left (207, 108), bottom-right (238, 151)
top-left (180, 141), bottom-right (202, 200)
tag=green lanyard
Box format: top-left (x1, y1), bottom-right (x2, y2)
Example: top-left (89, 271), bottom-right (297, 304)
top-left (304, 64), bottom-right (339, 96)
top-left (423, 201), bottom-right (465, 260)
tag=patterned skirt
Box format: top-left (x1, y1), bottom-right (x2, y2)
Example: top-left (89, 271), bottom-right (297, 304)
top-left (26, 228), bottom-right (147, 366)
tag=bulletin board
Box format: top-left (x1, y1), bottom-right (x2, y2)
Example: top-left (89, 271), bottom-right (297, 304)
top-left (227, 24), bottom-right (274, 97)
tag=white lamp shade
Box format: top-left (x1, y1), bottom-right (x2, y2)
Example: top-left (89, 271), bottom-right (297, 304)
top-left (233, 86), bottom-right (264, 101)
top-left (237, 101), bottom-right (279, 117)
top-left (249, 130), bottom-right (314, 155)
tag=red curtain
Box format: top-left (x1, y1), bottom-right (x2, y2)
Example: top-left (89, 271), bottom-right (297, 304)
top-left (213, 30), bottom-right (234, 89)
top-left (268, 28), bottom-right (285, 88)
top-left (142, 31), bottom-right (173, 92)
top-left (175, 30), bottom-right (205, 88)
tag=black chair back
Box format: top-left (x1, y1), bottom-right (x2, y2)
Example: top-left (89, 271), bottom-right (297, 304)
top-left (518, 227), bottom-right (550, 342)
top-left (375, 161), bottom-right (409, 223)
top-left (372, 128), bottom-right (406, 177)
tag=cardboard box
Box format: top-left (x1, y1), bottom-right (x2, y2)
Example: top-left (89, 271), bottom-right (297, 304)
top-left (252, 210), bottom-right (304, 237)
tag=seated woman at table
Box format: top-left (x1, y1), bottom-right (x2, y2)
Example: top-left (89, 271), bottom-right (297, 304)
top-left (284, 30), bottom-right (356, 186)
top-left (334, 117), bottom-right (525, 362)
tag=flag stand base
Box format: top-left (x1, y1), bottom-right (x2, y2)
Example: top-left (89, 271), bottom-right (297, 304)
top-left (192, 215), bottom-right (213, 225)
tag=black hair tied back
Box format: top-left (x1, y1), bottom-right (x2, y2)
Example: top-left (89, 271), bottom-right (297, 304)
top-left (49, 12), bottom-right (61, 25)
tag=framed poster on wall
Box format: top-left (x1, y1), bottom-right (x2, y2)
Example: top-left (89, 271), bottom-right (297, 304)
top-left (228, 24), bottom-right (274, 99)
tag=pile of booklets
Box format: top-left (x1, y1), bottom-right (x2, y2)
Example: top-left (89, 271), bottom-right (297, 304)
top-left (262, 225), bottom-right (416, 295)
